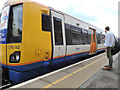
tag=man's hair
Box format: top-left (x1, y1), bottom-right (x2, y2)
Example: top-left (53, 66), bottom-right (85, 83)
top-left (105, 26), bottom-right (110, 31)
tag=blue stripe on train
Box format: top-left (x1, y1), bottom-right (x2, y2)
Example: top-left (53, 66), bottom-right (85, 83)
top-left (8, 51), bottom-right (89, 72)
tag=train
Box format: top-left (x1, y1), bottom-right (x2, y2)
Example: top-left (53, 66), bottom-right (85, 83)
top-left (0, 0), bottom-right (105, 84)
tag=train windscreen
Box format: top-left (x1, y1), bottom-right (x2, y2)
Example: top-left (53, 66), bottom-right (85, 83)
top-left (7, 4), bottom-right (23, 43)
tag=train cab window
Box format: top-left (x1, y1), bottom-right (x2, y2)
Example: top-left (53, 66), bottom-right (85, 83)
top-left (12, 5), bottom-right (23, 37)
top-left (7, 4), bottom-right (23, 43)
top-left (42, 14), bottom-right (51, 31)
top-left (53, 17), bottom-right (63, 45)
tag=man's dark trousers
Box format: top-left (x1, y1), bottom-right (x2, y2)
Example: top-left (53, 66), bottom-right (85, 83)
top-left (107, 47), bottom-right (113, 68)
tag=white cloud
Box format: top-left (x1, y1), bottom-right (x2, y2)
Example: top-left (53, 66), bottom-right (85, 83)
top-left (0, 0), bottom-right (8, 13)
top-left (33, 0), bottom-right (119, 36)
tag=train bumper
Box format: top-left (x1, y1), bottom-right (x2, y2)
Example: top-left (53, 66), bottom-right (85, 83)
top-left (9, 70), bottom-right (38, 83)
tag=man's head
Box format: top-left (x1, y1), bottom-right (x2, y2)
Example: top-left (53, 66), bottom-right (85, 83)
top-left (105, 26), bottom-right (110, 33)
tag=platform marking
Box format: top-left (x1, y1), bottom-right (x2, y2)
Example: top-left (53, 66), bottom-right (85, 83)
top-left (0, 83), bottom-right (11, 89)
top-left (78, 53), bottom-right (119, 88)
top-left (43, 56), bottom-right (106, 88)
top-left (77, 65), bottom-right (103, 88)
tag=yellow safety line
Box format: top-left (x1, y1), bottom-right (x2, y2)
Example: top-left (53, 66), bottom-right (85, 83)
top-left (43, 56), bottom-right (106, 88)
top-left (77, 64), bottom-right (103, 88)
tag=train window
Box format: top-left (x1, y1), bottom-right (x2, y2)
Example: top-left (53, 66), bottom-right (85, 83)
top-left (53, 17), bottom-right (63, 45)
top-left (7, 4), bottom-right (23, 43)
top-left (12, 5), bottom-right (23, 37)
top-left (42, 14), bottom-right (51, 31)
top-left (97, 33), bottom-right (105, 44)
top-left (82, 29), bottom-right (89, 44)
top-left (88, 29), bottom-right (91, 44)
top-left (65, 24), bottom-right (71, 45)
top-left (65, 24), bottom-right (83, 45)
top-left (97, 33), bottom-right (101, 44)
top-left (100, 34), bottom-right (105, 44)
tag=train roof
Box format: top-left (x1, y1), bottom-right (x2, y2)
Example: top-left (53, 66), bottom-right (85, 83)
top-left (49, 7), bottom-right (104, 34)
top-left (3, 0), bottom-right (48, 10)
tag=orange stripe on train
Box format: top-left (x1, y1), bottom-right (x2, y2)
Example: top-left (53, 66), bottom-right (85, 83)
top-left (0, 49), bottom-right (104, 66)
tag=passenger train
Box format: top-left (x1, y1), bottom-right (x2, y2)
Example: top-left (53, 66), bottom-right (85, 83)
top-left (0, 0), bottom-right (105, 84)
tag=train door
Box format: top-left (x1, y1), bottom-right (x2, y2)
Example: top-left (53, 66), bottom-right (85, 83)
top-left (89, 27), bottom-right (97, 54)
top-left (51, 11), bottom-right (66, 59)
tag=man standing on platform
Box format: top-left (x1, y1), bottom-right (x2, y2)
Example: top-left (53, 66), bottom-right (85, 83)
top-left (103, 26), bottom-right (115, 70)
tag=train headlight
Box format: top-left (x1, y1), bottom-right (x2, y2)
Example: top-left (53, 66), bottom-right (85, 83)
top-left (9, 51), bottom-right (21, 63)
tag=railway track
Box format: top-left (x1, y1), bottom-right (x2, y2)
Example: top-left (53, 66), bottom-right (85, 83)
top-left (0, 68), bottom-right (12, 89)
top-left (0, 83), bottom-right (11, 89)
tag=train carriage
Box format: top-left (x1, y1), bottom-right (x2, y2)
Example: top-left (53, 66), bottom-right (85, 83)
top-left (0, 0), bottom-right (105, 84)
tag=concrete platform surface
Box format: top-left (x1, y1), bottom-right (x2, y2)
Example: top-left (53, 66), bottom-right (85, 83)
top-left (80, 52), bottom-right (119, 88)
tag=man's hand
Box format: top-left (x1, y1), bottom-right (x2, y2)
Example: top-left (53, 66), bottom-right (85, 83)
top-left (103, 38), bottom-right (105, 41)
top-left (105, 49), bottom-right (107, 52)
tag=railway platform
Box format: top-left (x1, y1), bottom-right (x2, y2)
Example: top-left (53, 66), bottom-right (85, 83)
top-left (9, 52), bottom-right (119, 89)
top-left (80, 52), bottom-right (119, 88)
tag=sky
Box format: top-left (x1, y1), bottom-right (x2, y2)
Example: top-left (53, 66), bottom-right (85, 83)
top-left (0, 0), bottom-right (119, 37)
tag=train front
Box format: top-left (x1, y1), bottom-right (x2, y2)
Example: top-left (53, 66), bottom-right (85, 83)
top-left (0, 0), bottom-right (52, 84)
top-left (0, 1), bottom-right (23, 84)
